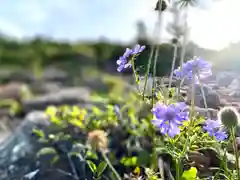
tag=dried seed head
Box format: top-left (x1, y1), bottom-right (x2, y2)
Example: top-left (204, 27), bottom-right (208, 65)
top-left (155, 0), bottom-right (168, 12)
top-left (171, 38), bottom-right (178, 44)
top-left (87, 130), bottom-right (108, 152)
top-left (218, 106), bottom-right (240, 128)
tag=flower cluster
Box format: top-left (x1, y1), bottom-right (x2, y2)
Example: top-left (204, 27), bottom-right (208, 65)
top-left (203, 119), bottom-right (227, 141)
top-left (117, 44), bottom-right (145, 72)
top-left (152, 102), bottom-right (189, 137)
top-left (174, 56), bottom-right (212, 82)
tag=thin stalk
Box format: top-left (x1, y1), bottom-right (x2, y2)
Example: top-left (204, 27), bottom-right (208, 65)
top-left (152, 0), bottom-right (164, 106)
top-left (197, 73), bottom-right (210, 118)
top-left (142, 46), bottom-right (154, 99)
top-left (131, 57), bottom-right (141, 93)
top-left (175, 159), bottom-right (181, 180)
top-left (190, 73), bottom-right (196, 120)
top-left (230, 127), bottom-right (240, 179)
top-left (168, 44), bottom-right (178, 89)
top-left (179, 8), bottom-right (188, 70)
top-left (181, 72), bottom-right (196, 156)
top-left (152, 48), bottom-right (159, 106)
top-left (101, 151), bottom-right (122, 180)
top-left (150, 0), bottom-right (164, 170)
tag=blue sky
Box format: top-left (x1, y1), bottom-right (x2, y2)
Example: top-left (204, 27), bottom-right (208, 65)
top-left (0, 0), bottom-right (239, 50)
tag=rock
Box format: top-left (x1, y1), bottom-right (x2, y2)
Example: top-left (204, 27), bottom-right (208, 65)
top-left (0, 111), bottom-right (49, 180)
top-left (216, 72), bottom-right (234, 87)
top-left (188, 148), bottom-right (237, 178)
top-left (195, 107), bottom-right (218, 119)
top-left (31, 81), bottom-right (62, 94)
top-left (43, 67), bottom-right (68, 82)
top-left (0, 71), bottom-right (35, 84)
top-left (0, 111), bottom-right (97, 180)
top-left (22, 87), bottom-right (91, 113)
top-left (0, 83), bottom-right (32, 100)
top-left (187, 85), bottom-right (221, 109)
top-left (228, 78), bottom-right (240, 91)
top-left (201, 91), bottom-right (221, 109)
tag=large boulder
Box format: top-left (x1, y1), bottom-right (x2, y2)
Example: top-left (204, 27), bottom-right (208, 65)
top-left (0, 111), bottom-right (49, 180)
top-left (0, 83), bottom-right (32, 100)
top-left (22, 87), bottom-right (91, 113)
top-left (216, 72), bottom-right (234, 87)
top-left (186, 85), bottom-right (221, 109)
top-left (43, 67), bottom-right (68, 82)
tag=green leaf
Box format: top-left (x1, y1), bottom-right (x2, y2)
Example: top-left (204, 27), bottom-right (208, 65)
top-left (181, 167), bottom-right (197, 180)
top-left (87, 160), bottom-right (97, 173)
top-left (120, 156), bottom-right (138, 166)
top-left (155, 147), bottom-right (168, 154)
top-left (32, 128), bottom-right (45, 138)
top-left (86, 150), bottom-right (98, 160)
top-left (69, 119), bottom-right (84, 128)
top-left (51, 155), bottom-right (59, 164)
top-left (97, 161), bottom-right (108, 177)
top-left (37, 147), bottom-right (57, 157)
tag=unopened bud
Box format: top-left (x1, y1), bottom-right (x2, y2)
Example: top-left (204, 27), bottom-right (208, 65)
top-left (218, 106), bottom-right (240, 128)
top-left (155, 0), bottom-right (168, 12)
top-left (87, 130), bottom-right (108, 152)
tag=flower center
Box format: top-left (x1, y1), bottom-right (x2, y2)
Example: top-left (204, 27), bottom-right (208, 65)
top-left (165, 109), bottom-right (175, 121)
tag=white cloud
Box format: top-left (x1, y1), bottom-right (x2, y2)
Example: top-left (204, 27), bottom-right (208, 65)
top-left (188, 0), bottom-right (240, 50)
top-left (0, 0), bottom-right (239, 50)
top-left (0, 19), bottom-right (23, 38)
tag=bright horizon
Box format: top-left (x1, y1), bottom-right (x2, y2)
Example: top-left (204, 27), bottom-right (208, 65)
top-left (0, 0), bottom-right (239, 51)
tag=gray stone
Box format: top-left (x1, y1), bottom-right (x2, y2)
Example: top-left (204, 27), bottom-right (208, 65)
top-left (216, 73), bottom-right (234, 87)
top-left (31, 81), bottom-right (62, 94)
top-left (22, 87), bottom-right (91, 113)
top-left (43, 67), bottom-right (68, 82)
top-left (186, 85), bottom-right (221, 109)
top-left (0, 111), bottom-right (49, 180)
top-left (0, 83), bottom-right (32, 100)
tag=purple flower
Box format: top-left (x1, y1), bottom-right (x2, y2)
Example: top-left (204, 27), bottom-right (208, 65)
top-left (113, 105), bottom-right (121, 119)
top-left (132, 44), bottom-right (145, 55)
top-left (203, 119), bottom-right (227, 141)
top-left (174, 56), bottom-right (212, 82)
top-left (152, 102), bottom-right (189, 137)
top-left (117, 44), bottom-right (145, 72)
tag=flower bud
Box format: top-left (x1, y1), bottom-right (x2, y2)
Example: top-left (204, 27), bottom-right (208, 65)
top-left (87, 130), bottom-right (108, 152)
top-left (155, 0), bottom-right (168, 12)
top-left (218, 106), bottom-right (240, 128)
top-left (171, 38), bottom-right (178, 44)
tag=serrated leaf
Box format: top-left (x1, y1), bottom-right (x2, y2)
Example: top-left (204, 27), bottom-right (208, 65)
top-left (97, 161), bottom-right (108, 177)
top-left (37, 147), bottom-right (57, 157)
top-left (87, 160), bottom-right (97, 173)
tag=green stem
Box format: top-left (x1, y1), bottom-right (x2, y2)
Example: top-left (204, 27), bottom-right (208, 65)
top-left (152, 0), bottom-right (163, 105)
top-left (152, 47), bottom-right (159, 106)
top-left (175, 159), bottom-right (181, 180)
top-left (169, 44), bottom-right (178, 89)
top-left (231, 127), bottom-right (240, 179)
top-left (180, 73), bottom-right (196, 159)
top-left (101, 151), bottom-right (122, 180)
top-left (190, 73), bottom-right (196, 120)
top-left (142, 46), bottom-right (154, 99)
top-left (197, 73), bottom-right (210, 118)
top-left (131, 57), bottom-right (140, 92)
